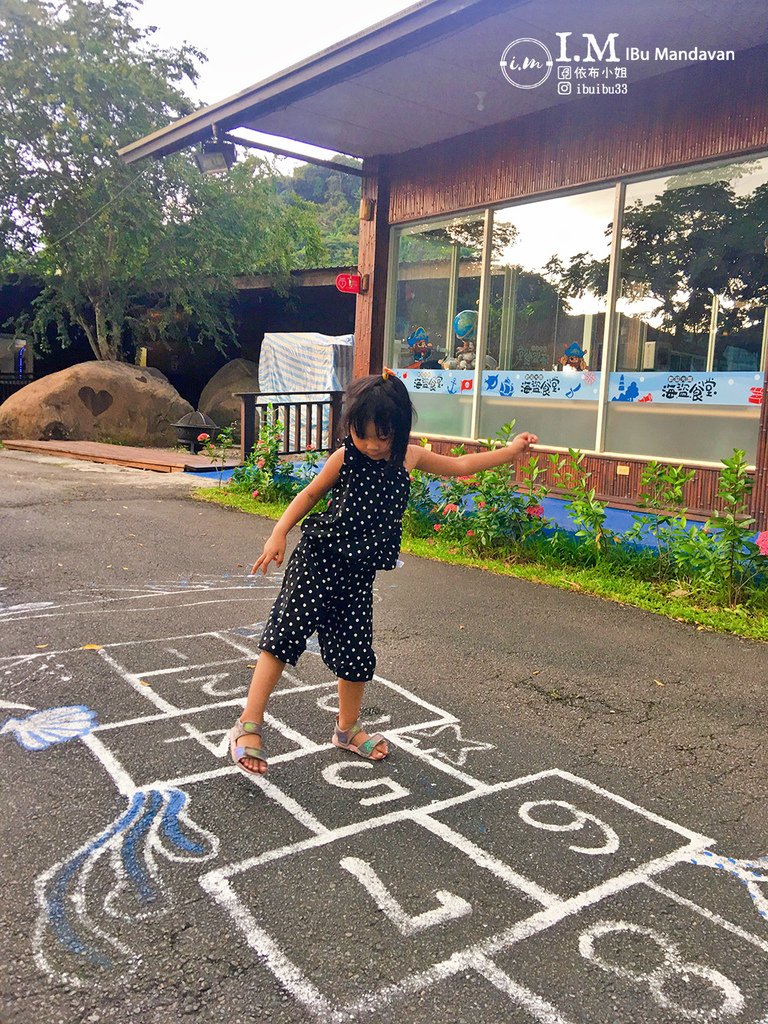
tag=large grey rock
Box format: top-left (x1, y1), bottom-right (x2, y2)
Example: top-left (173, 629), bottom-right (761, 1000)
top-left (198, 358), bottom-right (260, 430)
top-left (0, 361), bottom-right (193, 446)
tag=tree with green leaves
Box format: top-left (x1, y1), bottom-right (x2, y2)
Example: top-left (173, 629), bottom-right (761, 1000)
top-left (0, 0), bottom-right (325, 361)
top-left (547, 169), bottom-right (768, 340)
top-left (278, 158), bottom-right (361, 266)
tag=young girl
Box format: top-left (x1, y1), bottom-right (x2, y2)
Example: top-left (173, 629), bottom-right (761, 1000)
top-left (229, 370), bottom-right (538, 778)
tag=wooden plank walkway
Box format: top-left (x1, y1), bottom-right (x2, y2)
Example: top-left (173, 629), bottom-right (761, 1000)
top-left (1, 439), bottom-right (240, 474)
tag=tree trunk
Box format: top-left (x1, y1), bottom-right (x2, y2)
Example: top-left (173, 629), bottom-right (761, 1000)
top-left (93, 302), bottom-right (121, 360)
top-left (71, 307), bottom-right (100, 361)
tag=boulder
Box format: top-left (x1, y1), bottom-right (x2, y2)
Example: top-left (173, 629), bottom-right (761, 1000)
top-left (0, 361), bottom-right (193, 446)
top-left (198, 358), bottom-right (260, 431)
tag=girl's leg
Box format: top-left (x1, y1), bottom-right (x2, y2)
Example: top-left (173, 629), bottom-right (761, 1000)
top-left (236, 650), bottom-right (285, 773)
top-left (337, 677), bottom-right (388, 759)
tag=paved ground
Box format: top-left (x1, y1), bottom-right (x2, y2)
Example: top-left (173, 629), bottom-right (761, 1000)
top-left (1, 448), bottom-right (767, 1024)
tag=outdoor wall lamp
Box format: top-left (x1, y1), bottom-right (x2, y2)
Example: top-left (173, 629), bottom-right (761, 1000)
top-left (194, 127), bottom-right (236, 175)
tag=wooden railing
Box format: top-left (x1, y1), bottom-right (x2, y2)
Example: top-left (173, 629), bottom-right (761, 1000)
top-left (0, 373), bottom-right (33, 404)
top-left (237, 391), bottom-right (344, 461)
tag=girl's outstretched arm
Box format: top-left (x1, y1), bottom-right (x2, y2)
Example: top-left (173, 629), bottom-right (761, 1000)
top-left (406, 432), bottom-right (539, 478)
top-left (251, 446), bottom-right (345, 574)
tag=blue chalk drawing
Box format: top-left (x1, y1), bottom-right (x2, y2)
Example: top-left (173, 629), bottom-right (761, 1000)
top-left (1, 705), bottom-right (98, 751)
top-left (499, 377), bottom-right (514, 397)
top-left (485, 374), bottom-right (499, 392)
top-left (691, 849), bottom-right (768, 921)
top-left (446, 377), bottom-right (460, 395)
top-left (37, 787), bottom-right (219, 979)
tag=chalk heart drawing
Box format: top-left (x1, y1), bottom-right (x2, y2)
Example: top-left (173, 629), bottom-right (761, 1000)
top-left (4, 620), bottom-right (768, 1019)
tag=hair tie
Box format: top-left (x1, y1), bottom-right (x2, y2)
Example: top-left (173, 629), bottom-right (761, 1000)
top-left (382, 366), bottom-right (393, 381)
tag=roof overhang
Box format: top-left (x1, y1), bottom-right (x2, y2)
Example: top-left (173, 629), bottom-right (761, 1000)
top-left (120, 0), bottom-right (768, 165)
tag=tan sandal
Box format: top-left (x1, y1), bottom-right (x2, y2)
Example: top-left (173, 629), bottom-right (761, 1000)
top-left (229, 719), bottom-right (267, 778)
top-left (331, 717), bottom-right (388, 760)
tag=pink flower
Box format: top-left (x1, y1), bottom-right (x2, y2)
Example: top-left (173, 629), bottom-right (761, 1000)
top-left (306, 444), bottom-right (316, 452)
top-left (442, 503), bottom-right (459, 515)
top-left (197, 432), bottom-right (210, 442)
top-left (477, 501), bottom-right (486, 509)
top-left (466, 529), bottom-right (475, 537)
top-left (433, 523), bottom-right (442, 532)
top-left (251, 490), bottom-right (259, 499)
top-left (257, 458), bottom-right (265, 469)
top-left (526, 504), bottom-right (544, 518)
top-left (757, 531), bottom-right (768, 557)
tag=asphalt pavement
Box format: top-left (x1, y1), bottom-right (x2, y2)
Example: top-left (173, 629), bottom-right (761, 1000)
top-left (1, 448), bottom-right (767, 1024)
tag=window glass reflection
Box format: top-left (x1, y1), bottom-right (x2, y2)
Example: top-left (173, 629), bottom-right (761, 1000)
top-left (616, 158), bottom-right (768, 373)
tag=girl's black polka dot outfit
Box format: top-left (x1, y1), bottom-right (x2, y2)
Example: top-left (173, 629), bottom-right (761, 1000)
top-left (259, 436), bottom-right (411, 682)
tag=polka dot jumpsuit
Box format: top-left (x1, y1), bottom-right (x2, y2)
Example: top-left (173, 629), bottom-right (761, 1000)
top-left (259, 436), bottom-right (411, 682)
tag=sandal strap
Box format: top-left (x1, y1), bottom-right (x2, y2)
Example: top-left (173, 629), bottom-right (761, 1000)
top-left (356, 733), bottom-right (386, 756)
top-left (238, 719), bottom-right (263, 737)
top-left (335, 718), bottom-right (363, 745)
top-left (235, 743), bottom-right (267, 763)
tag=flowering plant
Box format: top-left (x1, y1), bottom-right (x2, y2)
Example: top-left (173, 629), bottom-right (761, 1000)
top-left (198, 425), bottom-right (236, 488)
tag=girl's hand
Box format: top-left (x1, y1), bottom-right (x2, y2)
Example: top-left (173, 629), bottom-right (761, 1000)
top-left (506, 432), bottom-right (539, 457)
top-left (251, 533), bottom-right (286, 575)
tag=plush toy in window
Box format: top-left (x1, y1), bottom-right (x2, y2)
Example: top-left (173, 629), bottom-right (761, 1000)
top-left (559, 342), bottom-right (588, 374)
top-left (406, 326), bottom-right (433, 367)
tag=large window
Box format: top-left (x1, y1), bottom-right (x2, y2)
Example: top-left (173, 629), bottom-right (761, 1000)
top-left (387, 215), bottom-right (484, 437)
top-left (385, 153), bottom-right (768, 465)
top-left (478, 188), bottom-right (614, 449)
top-left (605, 157), bottom-right (768, 463)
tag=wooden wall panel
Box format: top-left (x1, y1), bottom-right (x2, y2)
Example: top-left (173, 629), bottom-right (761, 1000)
top-left (353, 158), bottom-right (391, 377)
top-left (387, 47), bottom-right (768, 224)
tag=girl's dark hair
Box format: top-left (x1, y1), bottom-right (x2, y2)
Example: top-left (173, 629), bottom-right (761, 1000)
top-left (341, 373), bottom-right (414, 466)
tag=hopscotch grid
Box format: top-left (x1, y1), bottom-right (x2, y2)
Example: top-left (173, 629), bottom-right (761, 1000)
top-left (200, 765), bottom-right (689, 884)
top-left (194, 752), bottom-right (717, 1023)
top-left (8, 621), bottom-right (740, 1017)
top-left (200, 835), bottom-right (711, 1022)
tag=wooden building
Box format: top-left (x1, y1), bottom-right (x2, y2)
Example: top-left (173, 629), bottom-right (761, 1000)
top-left (122, 0), bottom-right (768, 525)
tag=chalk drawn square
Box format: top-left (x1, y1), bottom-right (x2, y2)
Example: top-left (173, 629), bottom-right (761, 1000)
top-left (492, 884), bottom-right (768, 1023)
top-left (0, 648), bottom-right (169, 726)
top-left (94, 705), bottom-right (305, 789)
top-left (203, 818), bottom-right (539, 1014)
top-left (431, 770), bottom-right (711, 902)
top-left (260, 743), bottom-right (474, 830)
top-left (104, 633), bottom-right (257, 676)
top-left (268, 675), bottom-right (455, 748)
top-left (126, 660), bottom-right (252, 708)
